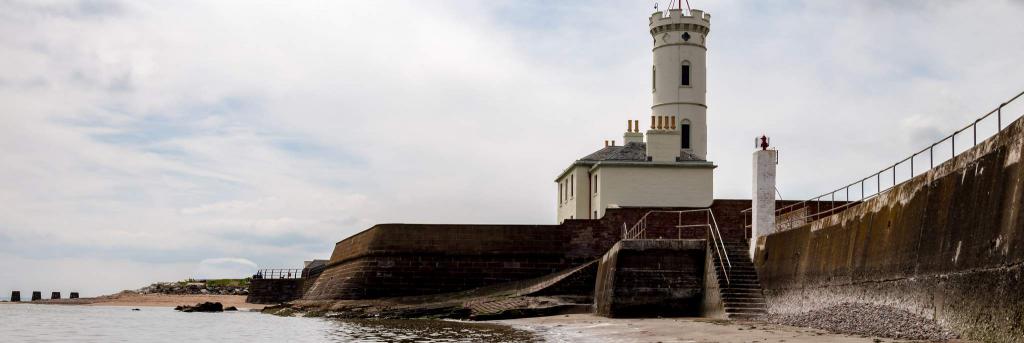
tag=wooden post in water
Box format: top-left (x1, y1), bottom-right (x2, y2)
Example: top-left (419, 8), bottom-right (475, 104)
top-left (51, 292), bottom-right (61, 300)
top-left (10, 291), bottom-right (20, 302)
top-left (31, 291), bottom-right (41, 301)
top-left (69, 292), bottom-right (79, 299)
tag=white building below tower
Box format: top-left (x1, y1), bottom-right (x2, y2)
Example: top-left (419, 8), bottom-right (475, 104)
top-left (555, 8), bottom-right (715, 223)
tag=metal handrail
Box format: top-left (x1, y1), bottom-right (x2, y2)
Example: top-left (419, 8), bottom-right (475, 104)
top-left (623, 209), bottom-right (731, 284)
top-left (744, 90), bottom-right (1024, 231)
top-left (253, 268), bottom-right (303, 279)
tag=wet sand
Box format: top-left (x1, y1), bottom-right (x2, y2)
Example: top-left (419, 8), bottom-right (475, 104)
top-left (500, 314), bottom-right (925, 343)
top-left (6, 293), bottom-right (264, 310)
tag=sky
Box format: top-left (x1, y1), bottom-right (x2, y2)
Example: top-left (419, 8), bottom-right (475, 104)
top-left (2, 0), bottom-right (1023, 297)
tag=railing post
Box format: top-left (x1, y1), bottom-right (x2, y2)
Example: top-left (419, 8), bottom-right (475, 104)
top-left (998, 105), bottom-right (1002, 130)
top-left (973, 121), bottom-right (978, 146)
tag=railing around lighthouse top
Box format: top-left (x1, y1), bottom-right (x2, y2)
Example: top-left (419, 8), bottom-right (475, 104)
top-left (745, 89), bottom-right (1024, 232)
top-left (623, 209), bottom-right (731, 284)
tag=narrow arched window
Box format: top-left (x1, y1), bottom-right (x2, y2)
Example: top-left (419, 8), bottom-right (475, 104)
top-left (681, 119), bottom-right (692, 149)
top-left (652, 66), bottom-right (657, 91)
top-left (681, 61), bottom-right (691, 86)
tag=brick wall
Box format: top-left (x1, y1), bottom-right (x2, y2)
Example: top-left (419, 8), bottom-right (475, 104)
top-left (303, 200), bottom-right (757, 301)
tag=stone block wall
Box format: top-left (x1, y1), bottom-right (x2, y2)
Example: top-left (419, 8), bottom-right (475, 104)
top-left (303, 223), bottom-right (620, 300)
top-left (302, 200), bottom-right (757, 302)
top-left (594, 239), bottom-right (706, 318)
top-left (754, 114), bottom-right (1024, 342)
top-left (247, 279), bottom-right (305, 304)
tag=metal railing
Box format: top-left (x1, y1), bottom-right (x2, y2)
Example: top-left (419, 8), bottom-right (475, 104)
top-left (759, 90), bottom-right (1024, 230)
top-left (622, 209), bottom-right (732, 284)
top-left (253, 269), bottom-right (303, 279)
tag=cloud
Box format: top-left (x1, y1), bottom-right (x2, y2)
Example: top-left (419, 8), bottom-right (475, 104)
top-left (1, 0), bottom-right (1023, 295)
top-left (193, 258), bottom-right (258, 280)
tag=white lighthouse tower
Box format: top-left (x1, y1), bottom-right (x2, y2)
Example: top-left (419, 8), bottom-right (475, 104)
top-left (553, 7), bottom-right (716, 223)
top-left (650, 8), bottom-right (711, 159)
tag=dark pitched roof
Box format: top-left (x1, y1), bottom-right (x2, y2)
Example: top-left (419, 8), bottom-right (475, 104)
top-left (578, 142), bottom-right (704, 163)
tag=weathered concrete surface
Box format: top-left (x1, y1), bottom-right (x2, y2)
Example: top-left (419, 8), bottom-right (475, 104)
top-left (303, 200), bottom-right (805, 302)
top-left (276, 261), bottom-right (598, 320)
top-left (503, 314), bottom-right (916, 343)
top-left (247, 279), bottom-right (305, 304)
top-left (755, 114), bottom-right (1024, 342)
top-left (699, 244), bottom-right (725, 319)
top-left (594, 239), bottom-right (706, 318)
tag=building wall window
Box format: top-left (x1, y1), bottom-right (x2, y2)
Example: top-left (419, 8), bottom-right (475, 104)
top-left (681, 61), bottom-right (691, 86)
top-left (569, 174), bottom-right (574, 197)
top-left (652, 66), bottom-right (656, 92)
top-left (559, 181), bottom-right (563, 204)
top-left (593, 174), bottom-right (598, 194)
top-left (681, 119), bottom-right (692, 149)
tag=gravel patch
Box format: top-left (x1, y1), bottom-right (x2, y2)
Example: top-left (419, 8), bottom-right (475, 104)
top-left (766, 302), bottom-right (958, 342)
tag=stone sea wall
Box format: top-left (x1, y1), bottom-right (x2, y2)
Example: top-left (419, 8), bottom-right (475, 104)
top-left (302, 201), bottom-right (759, 301)
top-left (594, 239), bottom-right (706, 318)
top-left (754, 115), bottom-right (1024, 342)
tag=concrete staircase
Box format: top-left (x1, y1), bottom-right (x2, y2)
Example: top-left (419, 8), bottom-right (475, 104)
top-left (711, 239), bottom-right (767, 319)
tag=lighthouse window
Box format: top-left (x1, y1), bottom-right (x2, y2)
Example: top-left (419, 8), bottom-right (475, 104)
top-left (681, 120), bottom-right (692, 149)
top-left (652, 66), bottom-right (656, 91)
top-left (681, 61), bottom-right (691, 86)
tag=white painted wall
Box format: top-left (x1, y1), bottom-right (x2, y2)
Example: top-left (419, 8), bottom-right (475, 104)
top-left (650, 9), bottom-right (710, 160)
top-left (646, 129), bottom-right (681, 162)
top-left (556, 165), bottom-right (591, 223)
top-left (592, 164), bottom-right (714, 218)
top-left (751, 149), bottom-right (777, 257)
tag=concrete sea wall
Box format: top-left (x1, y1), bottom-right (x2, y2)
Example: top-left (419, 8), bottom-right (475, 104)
top-left (302, 223), bottom-right (620, 300)
top-left (754, 116), bottom-right (1024, 342)
top-left (247, 279), bottom-right (305, 304)
top-left (303, 201), bottom-right (762, 302)
top-left (594, 239), bottom-right (706, 318)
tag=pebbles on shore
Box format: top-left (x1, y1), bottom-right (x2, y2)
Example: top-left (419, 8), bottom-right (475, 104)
top-left (136, 282), bottom-right (247, 296)
top-left (766, 302), bottom-right (957, 341)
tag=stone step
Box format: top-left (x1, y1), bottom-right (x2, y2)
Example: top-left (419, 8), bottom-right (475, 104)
top-left (724, 309), bottom-right (765, 315)
top-left (724, 301), bottom-right (767, 307)
top-left (725, 302), bottom-right (765, 308)
top-left (722, 295), bottom-right (765, 301)
top-left (721, 283), bottom-right (762, 288)
top-left (729, 315), bottom-right (770, 321)
top-left (718, 276), bottom-right (760, 282)
top-left (716, 270), bottom-right (758, 276)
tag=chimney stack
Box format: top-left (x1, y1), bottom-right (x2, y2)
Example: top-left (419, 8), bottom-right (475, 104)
top-left (646, 115), bottom-right (682, 162)
top-left (624, 119), bottom-right (644, 144)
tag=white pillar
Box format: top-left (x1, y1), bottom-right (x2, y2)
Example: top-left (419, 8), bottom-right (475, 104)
top-left (751, 149), bottom-right (777, 258)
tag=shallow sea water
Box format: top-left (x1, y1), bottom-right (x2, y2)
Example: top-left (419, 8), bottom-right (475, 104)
top-left (0, 304), bottom-right (542, 342)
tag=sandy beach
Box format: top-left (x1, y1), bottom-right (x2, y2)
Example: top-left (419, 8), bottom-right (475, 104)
top-left (500, 314), bottom-right (942, 343)
top-left (6, 293), bottom-right (264, 310)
